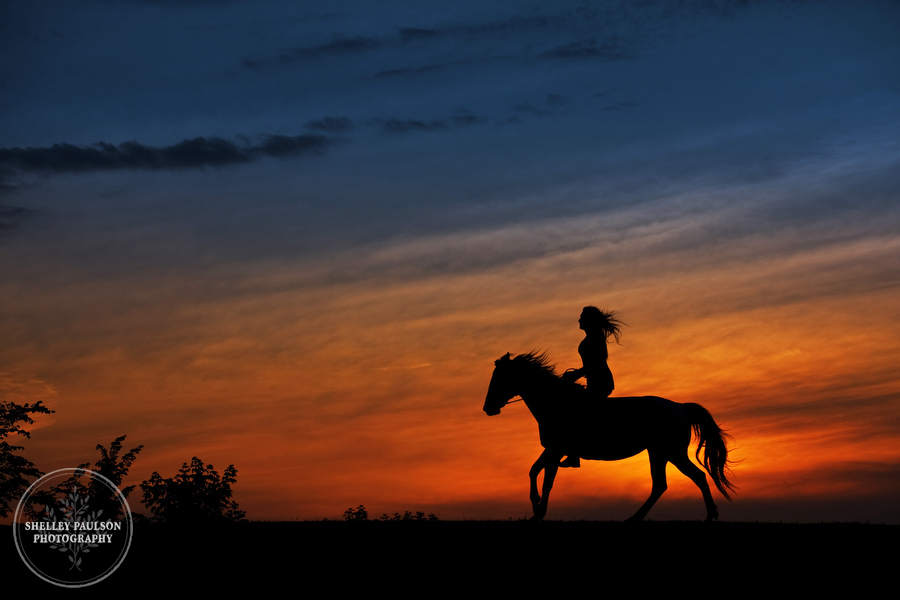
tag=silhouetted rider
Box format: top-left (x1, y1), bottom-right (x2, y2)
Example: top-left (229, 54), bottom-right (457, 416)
top-left (560, 306), bottom-right (624, 467)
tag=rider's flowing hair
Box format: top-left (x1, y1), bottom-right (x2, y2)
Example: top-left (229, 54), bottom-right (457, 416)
top-left (581, 306), bottom-right (625, 343)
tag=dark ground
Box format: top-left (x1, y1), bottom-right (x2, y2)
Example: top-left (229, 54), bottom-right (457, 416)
top-left (3, 520), bottom-right (894, 594)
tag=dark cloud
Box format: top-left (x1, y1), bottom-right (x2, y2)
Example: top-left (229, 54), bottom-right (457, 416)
top-left (243, 35), bottom-right (382, 69)
top-left (447, 14), bottom-right (560, 37)
top-left (0, 204), bottom-right (36, 233)
top-left (138, 1), bottom-right (235, 4)
top-left (304, 117), bottom-right (355, 133)
top-left (513, 94), bottom-right (570, 118)
top-left (374, 63), bottom-right (446, 79)
top-left (0, 134), bottom-right (332, 180)
top-left (449, 109), bottom-right (483, 127)
top-left (239, 1), bottom-right (793, 75)
top-left (0, 205), bottom-right (35, 218)
top-left (514, 101), bottom-right (552, 117)
top-left (396, 27), bottom-right (440, 41)
top-left (140, 0), bottom-right (236, 4)
top-left (538, 39), bottom-right (632, 61)
top-left (370, 109), bottom-right (484, 135)
top-left (546, 94), bottom-right (568, 106)
top-left (249, 134), bottom-right (332, 158)
top-left (241, 13), bottom-right (564, 71)
top-left (371, 119), bottom-right (449, 135)
top-left (600, 100), bottom-right (638, 111)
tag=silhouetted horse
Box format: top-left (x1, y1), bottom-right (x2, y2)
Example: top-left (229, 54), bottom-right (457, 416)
top-left (483, 352), bottom-right (735, 521)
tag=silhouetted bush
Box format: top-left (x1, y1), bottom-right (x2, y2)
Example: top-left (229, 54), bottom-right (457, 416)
top-left (141, 457), bottom-right (246, 523)
top-left (341, 505), bottom-right (439, 521)
top-left (379, 510), bottom-right (439, 521)
top-left (343, 504), bottom-right (368, 521)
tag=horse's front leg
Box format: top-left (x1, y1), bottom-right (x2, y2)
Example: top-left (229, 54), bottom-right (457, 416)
top-left (529, 451), bottom-right (546, 516)
top-left (529, 449), bottom-right (563, 520)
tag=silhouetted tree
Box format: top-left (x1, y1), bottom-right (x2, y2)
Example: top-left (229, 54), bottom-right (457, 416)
top-left (140, 457), bottom-right (246, 523)
top-left (37, 435), bottom-right (143, 520)
top-left (0, 400), bottom-right (53, 518)
top-left (91, 435), bottom-right (144, 495)
top-left (343, 504), bottom-right (368, 521)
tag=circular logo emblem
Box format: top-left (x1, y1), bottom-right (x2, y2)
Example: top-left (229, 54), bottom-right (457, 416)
top-left (12, 468), bottom-right (133, 588)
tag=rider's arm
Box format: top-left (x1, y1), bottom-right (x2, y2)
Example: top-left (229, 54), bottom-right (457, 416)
top-left (562, 368), bottom-right (583, 382)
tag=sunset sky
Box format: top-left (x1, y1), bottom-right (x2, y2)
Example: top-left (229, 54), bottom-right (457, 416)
top-left (2, 0), bottom-right (899, 523)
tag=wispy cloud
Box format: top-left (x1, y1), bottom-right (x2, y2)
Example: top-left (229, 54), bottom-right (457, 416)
top-left (369, 109), bottom-right (485, 135)
top-left (0, 204), bottom-right (37, 233)
top-left (304, 117), bottom-right (355, 133)
top-left (242, 34), bottom-right (382, 69)
top-left (600, 100), bottom-right (638, 111)
top-left (369, 119), bottom-right (449, 135)
top-left (239, 11), bottom-right (574, 72)
top-left (513, 94), bottom-right (571, 118)
top-left (0, 133), bottom-right (334, 184)
top-left (537, 39), bottom-right (632, 61)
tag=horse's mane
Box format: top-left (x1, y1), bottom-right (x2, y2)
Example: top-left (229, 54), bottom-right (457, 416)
top-left (513, 351), bottom-right (560, 378)
top-left (512, 351), bottom-right (588, 396)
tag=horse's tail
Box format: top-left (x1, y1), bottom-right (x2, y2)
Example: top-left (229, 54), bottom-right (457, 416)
top-left (684, 403), bottom-right (736, 500)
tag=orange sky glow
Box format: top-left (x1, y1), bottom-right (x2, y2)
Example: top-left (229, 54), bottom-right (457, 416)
top-left (5, 198), bottom-right (898, 523)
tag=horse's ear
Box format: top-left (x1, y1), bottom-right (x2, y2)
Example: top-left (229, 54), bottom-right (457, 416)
top-left (495, 352), bottom-right (511, 366)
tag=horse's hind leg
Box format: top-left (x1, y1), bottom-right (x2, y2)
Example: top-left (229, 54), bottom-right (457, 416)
top-left (626, 449), bottom-right (668, 523)
top-left (672, 453), bottom-right (718, 521)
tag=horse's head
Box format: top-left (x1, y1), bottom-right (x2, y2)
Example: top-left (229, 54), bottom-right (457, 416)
top-left (484, 353), bottom-right (517, 416)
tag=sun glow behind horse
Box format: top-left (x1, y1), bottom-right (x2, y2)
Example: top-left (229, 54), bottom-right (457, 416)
top-left (484, 352), bottom-right (735, 521)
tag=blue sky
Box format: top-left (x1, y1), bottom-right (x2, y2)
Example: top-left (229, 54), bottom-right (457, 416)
top-left (4, 1), bottom-right (897, 250)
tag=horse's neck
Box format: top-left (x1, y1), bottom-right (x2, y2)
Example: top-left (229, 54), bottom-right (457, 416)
top-left (520, 376), bottom-right (562, 422)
